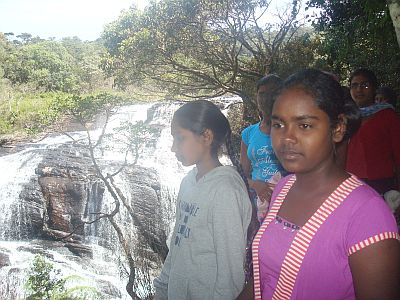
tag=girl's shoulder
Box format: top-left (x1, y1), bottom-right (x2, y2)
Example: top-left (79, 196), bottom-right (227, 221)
top-left (340, 180), bottom-right (399, 254)
top-left (241, 122), bottom-right (261, 139)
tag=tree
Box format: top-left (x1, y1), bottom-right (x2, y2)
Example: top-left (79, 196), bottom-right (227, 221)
top-left (61, 37), bottom-right (108, 92)
top-left (25, 255), bottom-right (65, 300)
top-left (101, 0), bottom-right (314, 110)
top-left (2, 40), bottom-right (79, 92)
top-left (307, 0), bottom-right (400, 88)
top-left (1, 33), bottom-right (110, 94)
top-left (57, 93), bottom-right (168, 299)
top-left (25, 255), bottom-right (100, 300)
top-left (387, 0), bottom-right (400, 48)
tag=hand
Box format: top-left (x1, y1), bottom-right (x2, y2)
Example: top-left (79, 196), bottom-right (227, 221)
top-left (252, 181), bottom-right (275, 203)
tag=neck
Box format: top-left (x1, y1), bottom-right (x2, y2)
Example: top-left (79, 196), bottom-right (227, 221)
top-left (196, 158), bottom-right (222, 181)
top-left (295, 161), bottom-right (348, 193)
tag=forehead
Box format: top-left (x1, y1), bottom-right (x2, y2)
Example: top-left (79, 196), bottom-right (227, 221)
top-left (351, 74), bottom-right (369, 83)
top-left (171, 119), bottom-right (182, 134)
top-left (273, 87), bottom-right (320, 116)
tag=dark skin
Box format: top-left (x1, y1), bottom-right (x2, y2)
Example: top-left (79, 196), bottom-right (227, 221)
top-left (237, 87), bottom-right (400, 300)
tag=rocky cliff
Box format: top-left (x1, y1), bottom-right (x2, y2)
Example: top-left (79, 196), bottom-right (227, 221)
top-left (0, 140), bottom-right (169, 299)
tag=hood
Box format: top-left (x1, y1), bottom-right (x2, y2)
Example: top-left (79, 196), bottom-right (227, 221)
top-left (187, 165), bottom-right (244, 186)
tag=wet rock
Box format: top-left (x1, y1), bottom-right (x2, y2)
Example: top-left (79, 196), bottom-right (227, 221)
top-left (64, 242), bottom-right (93, 258)
top-left (96, 279), bottom-right (122, 298)
top-left (0, 252), bottom-right (10, 268)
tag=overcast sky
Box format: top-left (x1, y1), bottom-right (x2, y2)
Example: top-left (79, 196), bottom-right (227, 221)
top-left (0, 0), bottom-right (147, 41)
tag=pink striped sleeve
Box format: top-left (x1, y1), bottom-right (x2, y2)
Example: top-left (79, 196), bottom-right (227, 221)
top-left (346, 185), bottom-right (399, 255)
top-left (348, 232), bottom-right (400, 255)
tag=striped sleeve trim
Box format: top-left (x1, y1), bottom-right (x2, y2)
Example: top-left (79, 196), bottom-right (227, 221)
top-left (348, 232), bottom-right (400, 256)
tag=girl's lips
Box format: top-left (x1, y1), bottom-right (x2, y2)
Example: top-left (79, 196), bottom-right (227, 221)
top-left (279, 150), bottom-right (301, 160)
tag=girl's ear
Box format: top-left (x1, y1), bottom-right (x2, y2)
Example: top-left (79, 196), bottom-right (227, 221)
top-left (202, 129), bottom-right (214, 146)
top-left (332, 114), bottom-right (346, 143)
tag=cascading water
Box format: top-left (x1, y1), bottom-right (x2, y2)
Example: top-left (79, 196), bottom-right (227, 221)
top-left (0, 97), bottom-right (241, 299)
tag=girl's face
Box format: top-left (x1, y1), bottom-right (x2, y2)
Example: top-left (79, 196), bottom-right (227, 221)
top-left (350, 74), bottom-right (375, 108)
top-left (170, 120), bottom-right (210, 167)
top-left (271, 87), bottom-right (342, 175)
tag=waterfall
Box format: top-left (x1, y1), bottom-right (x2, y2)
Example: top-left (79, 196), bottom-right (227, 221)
top-left (0, 98), bottom-right (241, 299)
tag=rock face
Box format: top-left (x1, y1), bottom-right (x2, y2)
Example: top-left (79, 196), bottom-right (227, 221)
top-left (0, 251), bottom-right (10, 269)
top-left (9, 144), bottom-right (103, 258)
top-left (12, 142), bottom-right (168, 255)
top-left (3, 140), bottom-right (169, 299)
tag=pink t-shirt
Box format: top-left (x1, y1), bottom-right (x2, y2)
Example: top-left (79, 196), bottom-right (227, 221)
top-left (257, 175), bottom-right (399, 299)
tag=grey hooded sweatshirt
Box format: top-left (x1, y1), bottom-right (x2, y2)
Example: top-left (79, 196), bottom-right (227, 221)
top-left (154, 166), bottom-right (252, 300)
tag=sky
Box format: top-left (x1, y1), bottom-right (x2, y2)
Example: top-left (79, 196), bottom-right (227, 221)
top-left (0, 0), bottom-right (148, 41)
top-left (0, 0), bottom-right (315, 41)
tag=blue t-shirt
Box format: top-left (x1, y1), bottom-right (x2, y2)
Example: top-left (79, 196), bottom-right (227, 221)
top-left (241, 122), bottom-right (284, 182)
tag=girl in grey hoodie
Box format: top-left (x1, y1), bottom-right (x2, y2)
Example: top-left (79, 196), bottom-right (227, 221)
top-left (154, 100), bottom-right (253, 300)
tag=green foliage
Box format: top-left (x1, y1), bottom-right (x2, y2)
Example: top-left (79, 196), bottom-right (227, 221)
top-left (0, 92), bottom-right (66, 134)
top-left (100, 0), bottom-right (316, 105)
top-left (25, 255), bottom-right (65, 300)
top-left (54, 92), bottom-right (126, 124)
top-left (0, 33), bottom-right (109, 94)
top-left (25, 255), bottom-right (100, 300)
top-left (0, 91), bottom-right (132, 135)
top-left (307, 0), bottom-right (400, 88)
top-left (2, 41), bottom-right (79, 92)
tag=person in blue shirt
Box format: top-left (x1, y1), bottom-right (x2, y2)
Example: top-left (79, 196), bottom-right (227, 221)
top-left (240, 75), bottom-right (285, 223)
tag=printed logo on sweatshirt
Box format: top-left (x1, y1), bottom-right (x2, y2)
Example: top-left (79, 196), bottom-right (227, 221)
top-left (174, 201), bottom-right (199, 246)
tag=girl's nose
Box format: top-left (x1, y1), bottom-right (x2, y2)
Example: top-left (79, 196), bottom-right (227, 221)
top-left (283, 126), bottom-right (297, 144)
top-left (171, 140), bottom-right (176, 153)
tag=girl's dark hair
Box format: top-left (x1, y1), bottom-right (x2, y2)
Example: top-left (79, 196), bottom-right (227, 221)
top-left (349, 68), bottom-right (378, 89)
top-left (172, 100), bottom-right (251, 190)
top-left (172, 100), bottom-right (231, 158)
top-left (256, 74), bottom-right (282, 92)
top-left (275, 68), bottom-right (361, 140)
top-left (257, 76), bottom-right (283, 116)
top-left (172, 100), bottom-right (258, 278)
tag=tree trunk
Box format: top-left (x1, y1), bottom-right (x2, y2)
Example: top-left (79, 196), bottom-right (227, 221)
top-left (388, 0), bottom-right (400, 48)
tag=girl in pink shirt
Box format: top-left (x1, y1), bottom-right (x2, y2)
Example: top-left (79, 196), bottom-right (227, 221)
top-left (238, 69), bottom-right (400, 300)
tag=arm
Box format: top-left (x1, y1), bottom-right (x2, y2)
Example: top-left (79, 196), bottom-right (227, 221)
top-left (213, 187), bottom-right (252, 299)
top-left (389, 111), bottom-right (400, 190)
top-left (153, 251), bottom-right (172, 300)
top-left (154, 185), bottom-right (184, 300)
top-left (346, 186), bottom-right (400, 300)
top-left (349, 239), bottom-right (400, 300)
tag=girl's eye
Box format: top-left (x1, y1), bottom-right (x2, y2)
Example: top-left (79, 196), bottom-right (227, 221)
top-left (173, 135), bottom-right (184, 143)
top-left (271, 122), bottom-right (283, 129)
top-left (299, 123), bottom-right (312, 129)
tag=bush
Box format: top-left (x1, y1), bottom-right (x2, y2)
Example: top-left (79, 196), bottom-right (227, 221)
top-left (24, 255), bottom-right (100, 300)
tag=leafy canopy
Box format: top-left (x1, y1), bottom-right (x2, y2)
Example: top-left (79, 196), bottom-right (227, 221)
top-left (101, 0), bottom-right (320, 104)
top-left (307, 0), bottom-right (400, 88)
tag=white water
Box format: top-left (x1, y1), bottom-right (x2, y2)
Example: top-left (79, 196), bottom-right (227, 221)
top-left (0, 98), bottom-right (241, 299)
top-left (0, 102), bottom-right (187, 299)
